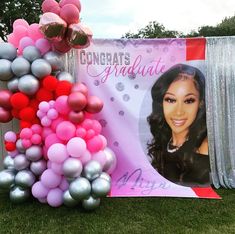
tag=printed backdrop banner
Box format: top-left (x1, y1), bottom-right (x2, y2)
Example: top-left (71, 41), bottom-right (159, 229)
top-left (76, 38), bottom-right (219, 199)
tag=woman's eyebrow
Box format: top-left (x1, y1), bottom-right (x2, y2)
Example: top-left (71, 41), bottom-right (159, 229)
top-left (164, 92), bottom-right (175, 96)
top-left (185, 93), bottom-right (198, 97)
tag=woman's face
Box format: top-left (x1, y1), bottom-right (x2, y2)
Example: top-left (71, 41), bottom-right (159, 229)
top-left (163, 78), bottom-right (200, 137)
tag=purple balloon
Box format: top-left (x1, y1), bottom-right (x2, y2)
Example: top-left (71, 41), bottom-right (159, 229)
top-left (47, 143), bottom-right (69, 163)
top-left (47, 188), bottom-right (63, 207)
top-left (41, 169), bottom-right (62, 189)
top-left (32, 181), bottom-right (49, 199)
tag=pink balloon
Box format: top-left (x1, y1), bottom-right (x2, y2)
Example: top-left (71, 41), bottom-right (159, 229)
top-left (54, 95), bottom-right (70, 115)
top-left (81, 119), bottom-right (93, 130)
top-left (85, 129), bottom-right (95, 140)
top-left (47, 160), bottom-right (52, 168)
top-left (35, 38), bottom-right (51, 55)
top-left (99, 135), bottom-right (107, 149)
top-left (80, 150), bottom-right (91, 165)
top-left (20, 128), bottom-right (33, 139)
top-left (42, 127), bottom-right (54, 139)
top-left (31, 134), bottom-right (42, 145)
top-left (13, 25), bottom-right (28, 41)
top-left (41, 116), bottom-right (52, 127)
top-left (22, 139), bottom-right (32, 149)
top-left (39, 101), bottom-right (50, 113)
top-left (51, 117), bottom-right (64, 131)
top-left (71, 83), bottom-right (88, 96)
top-left (32, 181), bottom-right (49, 199)
top-left (47, 188), bottom-right (63, 207)
top-left (42, 0), bottom-right (61, 14)
top-left (27, 24), bottom-right (44, 41)
top-left (13, 19), bottom-right (29, 30)
top-left (45, 133), bottom-right (63, 148)
top-left (60, 4), bottom-right (80, 25)
top-left (0, 107), bottom-right (12, 123)
top-left (59, 0), bottom-right (81, 11)
top-left (53, 39), bottom-right (72, 54)
top-left (59, 177), bottom-right (69, 191)
top-left (47, 143), bottom-right (69, 163)
top-left (92, 151), bottom-right (107, 168)
top-left (19, 36), bottom-right (35, 50)
top-left (75, 127), bottom-right (86, 138)
top-left (31, 124), bottom-right (43, 134)
top-left (56, 121), bottom-right (76, 141)
top-left (41, 168), bottom-right (62, 188)
top-left (51, 162), bottom-right (63, 175)
top-left (7, 33), bottom-right (18, 47)
top-left (92, 120), bottom-right (102, 134)
top-left (66, 137), bottom-right (86, 157)
top-left (68, 92), bottom-right (87, 111)
top-left (4, 131), bottom-right (17, 142)
top-left (85, 96), bottom-right (103, 113)
top-left (87, 136), bottom-right (103, 153)
top-left (47, 108), bottom-right (58, 120)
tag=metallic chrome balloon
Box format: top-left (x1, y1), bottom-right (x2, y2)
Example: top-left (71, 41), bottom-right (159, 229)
top-left (66, 177), bottom-right (76, 183)
top-left (82, 196), bottom-right (100, 210)
top-left (15, 170), bottom-right (35, 188)
top-left (3, 155), bottom-right (14, 170)
top-left (83, 160), bottom-right (102, 181)
top-left (99, 172), bottom-right (111, 183)
top-left (18, 74), bottom-right (39, 95)
top-left (30, 159), bottom-right (47, 176)
top-left (63, 190), bottom-right (79, 207)
top-left (0, 42), bottom-right (17, 61)
top-left (25, 145), bottom-right (43, 162)
top-left (43, 51), bottom-right (63, 71)
top-left (91, 178), bottom-right (111, 198)
top-left (31, 59), bottom-right (52, 79)
top-left (16, 139), bottom-right (26, 153)
top-left (11, 57), bottom-right (31, 77)
top-left (56, 71), bottom-right (74, 83)
top-left (103, 147), bottom-right (117, 174)
top-left (23, 46), bottom-right (41, 62)
top-left (69, 177), bottom-right (91, 200)
top-left (0, 59), bottom-right (13, 81)
top-left (7, 77), bottom-right (19, 92)
top-left (14, 154), bottom-right (30, 170)
top-left (0, 169), bottom-right (15, 190)
top-left (10, 186), bottom-right (30, 203)
top-left (63, 158), bottom-right (83, 178)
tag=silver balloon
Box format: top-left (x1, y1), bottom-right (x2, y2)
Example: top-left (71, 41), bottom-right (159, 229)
top-left (18, 74), bottom-right (39, 95)
top-left (31, 59), bottom-right (52, 79)
top-left (14, 154), bottom-right (30, 170)
top-left (99, 172), bottom-right (111, 183)
top-left (15, 170), bottom-right (35, 188)
top-left (69, 177), bottom-right (91, 200)
top-left (83, 160), bottom-right (102, 181)
top-left (103, 147), bottom-right (117, 174)
top-left (7, 77), bottom-right (19, 92)
top-left (82, 196), bottom-right (100, 211)
top-left (16, 139), bottom-right (26, 153)
top-left (0, 42), bottom-right (17, 61)
top-left (43, 51), bottom-right (63, 71)
top-left (91, 178), bottom-right (111, 198)
top-left (25, 145), bottom-right (43, 162)
top-left (3, 155), bottom-right (14, 170)
top-left (23, 46), bottom-right (41, 62)
top-left (30, 159), bottom-right (47, 176)
top-left (10, 186), bottom-right (30, 203)
top-left (63, 158), bottom-right (83, 178)
top-left (0, 59), bottom-right (13, 81)
top-left (11, 57), bottom-right (30, 77)
top-left (63, 190), bottom-right (79, 207)
top-left (0, 169), bottom-right (15, 190)
top-left (56, 71), bottom-right (74, 83)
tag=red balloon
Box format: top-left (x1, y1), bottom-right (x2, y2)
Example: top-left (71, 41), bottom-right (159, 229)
top-left (10, 92), bottom-right (29, 110)
top-left (0, 107), bottom-right (12, 123)
top-left (20, 120), bottom-right (32, 129)
top-left (69, 110), bottom-right (84, 124)
top-left (68, 92), bottom-right (87, 111)
top-left (19, 107), bottom-right (36, 122)
top-left (85, 96), bottom-right (103, 113)
top-left (55, 80), bottom-right (72, 97)
top-left (0, 90), bottom-right (12, 110)
top-left (5, 142), bottom-right (16, 151)
top-left (71, 83), bottom-right (88, 96)
top-left (42, 76), bottom-right (58, 91)
top-left (36, 88), bottom-right (54, 102)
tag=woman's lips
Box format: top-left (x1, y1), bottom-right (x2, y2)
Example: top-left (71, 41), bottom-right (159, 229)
top-left (171, 119), bottom-right (187, 127)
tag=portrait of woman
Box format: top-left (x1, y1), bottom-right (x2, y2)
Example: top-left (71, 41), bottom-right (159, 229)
top-left (147, 63), bottom-right (210, 187)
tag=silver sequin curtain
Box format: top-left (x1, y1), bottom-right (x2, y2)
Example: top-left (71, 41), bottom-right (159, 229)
top-left (206, 37), bottom-right (235, 188)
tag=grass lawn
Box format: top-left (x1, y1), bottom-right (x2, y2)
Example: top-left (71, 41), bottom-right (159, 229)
top-left (0, 188), bottom-right (234, 234)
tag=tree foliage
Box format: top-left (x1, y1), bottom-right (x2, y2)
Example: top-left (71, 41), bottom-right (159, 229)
top-left (0, 0), bottom-right (43, 41)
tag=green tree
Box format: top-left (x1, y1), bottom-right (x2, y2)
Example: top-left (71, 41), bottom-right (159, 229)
top-left (0, 0), bottom-right (43, 41)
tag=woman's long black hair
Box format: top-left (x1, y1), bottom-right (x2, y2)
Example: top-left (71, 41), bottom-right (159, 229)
top-left (147, 64), bottom-right (207, 173)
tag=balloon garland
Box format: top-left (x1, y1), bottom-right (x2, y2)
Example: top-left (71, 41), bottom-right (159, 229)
top-left (0, 0), bottom-right (117, 210)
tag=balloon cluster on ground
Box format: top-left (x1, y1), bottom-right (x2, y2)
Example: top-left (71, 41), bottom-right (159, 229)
top-left (0, 0), bottom-right (117, 211)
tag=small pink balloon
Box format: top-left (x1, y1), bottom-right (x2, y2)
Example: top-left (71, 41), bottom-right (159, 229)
top-left (56, 121), bottom-right (76, 141)
top-left (54, 95), bottom-right (70, 115)
top-left (47, 143), bottom-right (69, 163)
top-left (39, 101), bottom-right (50, 113)
top-left (19, 36), bottom-right (35, 50)
top-left (66, 137), bottom-right (86, 157)
top-left (31, 134), bottom-right (42, 145)
top-left (20, 128), bottom-right (33, 139)
top-left (13, 19), bottom-right (29, 30)
top-left (47, 188), bottom-right (63, 207)
top-left (51, 162), bottom-right (63, 175)
top-left (92, 151), bottom-right (107, 168)
top-left (60, 4), bottom-right (80, 25)
top-left (75, 127), bottom-right (86, 138)
top-left (37, 110), bottom-right (46, 119)
top-left (35, 38), bottom-right (51, 55)
top-left (31, 124), bottom-right (43, 134)
top-left (45, 133), bottom-right (63, 148)
top-left (85, 129), bottom-right (95, 140)
top-left (59, 177), bottom-right (69, 191)
top-left (7, 33), bottom-right (19, 47)
top-left (32, 181), bottom-right (49, 199)
top-left (42, 127), bottom-right (54, 139)
top-left (81, 119), bottom-right (93, 130)
top-left (47, 108), bottom-right (58, 120)
top-left (87, 136), bottom-right (103, 153)
top-left (92, 120), bottom-right (102, 134)
top-left (22, 139), bottom-right (32, 149)
top-left (51, 117), bottom-right (64, 131)
top-left (4, 131), bottom-right (17, 142)
top-left (85, 96), bottom-right (103, 113)
top-left (42, 0), bottom-right (61, 14)
top-left (68, 92), bottom-right (87, 111)
top-left (71, 83), bottom-right (88, 96)
top-left (41, 168), bottom-right (62, 189)
top-left (99, 135), bottom-right (107, 149)
top-left (80, 150), bottom-right (91, 165)
top-left (13, 25), bottom-right (28, 41)
top-left (41, 116), bottom-right (52, 127)
top-left (59, 0), bottom-right (81, 11)
top-left (27, 24), bottom-right (44, 41)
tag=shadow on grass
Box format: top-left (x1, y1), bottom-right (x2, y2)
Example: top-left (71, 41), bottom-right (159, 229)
top-left (0, 188), bottom-right (235, 234)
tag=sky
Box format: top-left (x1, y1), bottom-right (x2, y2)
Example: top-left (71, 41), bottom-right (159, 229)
top-left (80, 0), bottom-right (235, 38)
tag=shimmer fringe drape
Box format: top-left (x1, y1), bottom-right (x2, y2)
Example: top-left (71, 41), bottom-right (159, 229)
top-left (206, 37), bottom-right (235, 188)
